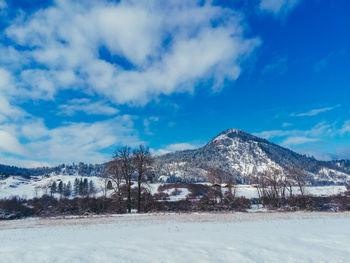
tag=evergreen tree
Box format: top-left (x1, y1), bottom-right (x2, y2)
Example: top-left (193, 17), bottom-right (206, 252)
top-left (89, 180), bottom-right (95, 196)
top-left (73, 178), bottom-right (79, 196)
top-left (58, 181), bottom-right (63, 198)
top-left (63, 183), bottom-right (67, 198)
top-left (64, 181), bottom-right (72, 198)
top-left (83, 178), bottom-right (88, 196)
top-left (79, 179), bottom-right (84, 196)
top-left (50, 181), bottom-right (57, 196)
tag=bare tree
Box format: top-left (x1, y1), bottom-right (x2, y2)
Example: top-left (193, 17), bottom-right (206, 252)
top-left (290, 167), bottom-right (307, 197)
top-left (100, 171), bottom-right (109, 198)
top-left (251, 168), bottom-right (286, 208)
top-left (105, 158), bottom-right (123, 197)
top-left (115, 146), bottom-right (135, 213)
top-left (225, 180), bottom-right (236, 198)
top-left (133, 145), bottom-right (153, 213)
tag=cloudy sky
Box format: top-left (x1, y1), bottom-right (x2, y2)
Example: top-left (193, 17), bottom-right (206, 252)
top-left (0, 0), bottom-right (349, 167)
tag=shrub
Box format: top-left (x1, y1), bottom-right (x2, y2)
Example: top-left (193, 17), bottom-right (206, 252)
top-left (0, 197), bottom-right (34, 219)
top-left (158, 183), bottom-right (210, 199)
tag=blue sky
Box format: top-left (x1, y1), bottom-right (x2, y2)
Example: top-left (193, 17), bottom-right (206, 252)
top-left (0, 0), bottom-right (349, 167)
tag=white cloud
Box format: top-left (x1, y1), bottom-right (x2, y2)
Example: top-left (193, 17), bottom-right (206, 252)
top-left (255, 122), bottom-right (333, 140)
top-left (262, 56), bottom-right (288, 75)
top-left (254, 121), bottom-right (350, 160)
top-left (0, 0), bottom-right (261, 166)
top-left (293, 149), bottom-right (334, 161)
top-left (281, 136), bottom-right (318, 146)
top-left (282, 122), bottom-right (292, 127)
top-left (58, 99), bottom-right (119, 116)
top-left (254, 129), bottom-right (292, 139)
top-left (0, 155), bottom-right (52, 168)
top-left (0, 68), bottom-right (27, 122)
top-left (20, 119), bottom-right (49, 140)
top-left (291, 105), bottom-right (340, 117)
top-left (19, 69), bottom-right (57, 100)
top-left (154, 142), bottom-right (200, 155)
top-left (4, 0), bottom-right (260, 105)
top-left (333, 146), bottom-right (350, 160)
top-left (0, 67), bottom-right (12, 89)
top-left (0, 111), bottom-right (143, 165)
top-left (259, 0), bottom-right (300, 16)
top-left (143, 116), bottom-right (159, 135)
top-left (24, 116), bottom-right (142, 164)
top-left (0, 129), bottom-right (26, 155)
top-left (0, 0), bottom-right (6, 9)
top-left (314, 50), bottom-right (345, 72)
top-left (340, 120), bottom-right (350, 135)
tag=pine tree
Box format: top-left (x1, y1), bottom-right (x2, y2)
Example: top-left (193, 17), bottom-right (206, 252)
top-left (79, 179), bottom-right (84, 196)
top-left (89, 180), bottom-right (95, 196)
top-left (58, 181), bottom-right (63, 198)
top-left (83, 178), bottom-right (88, 196)
top-left (64, 181), bottom-right (72, 198)
top-left (50, 181), bottom-right (57, 196)
top-left (73, 178), bottom-right (79, 196)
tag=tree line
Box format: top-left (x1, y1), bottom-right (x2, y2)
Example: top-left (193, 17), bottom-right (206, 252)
top-left (50, 178), bottom-right (96, 198)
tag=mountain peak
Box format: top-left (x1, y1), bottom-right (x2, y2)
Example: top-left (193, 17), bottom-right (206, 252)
top-left (212, 128), bottom-right (245, 140)
top-left (221, 128), bottom-right (244, 135)
top-left (211, 128), bottom-right (261, 144)
top-left (158, 128), bottom-right (350, 184)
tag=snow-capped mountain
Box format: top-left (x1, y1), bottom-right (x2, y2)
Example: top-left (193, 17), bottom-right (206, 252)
top-left (1, 129), bottom-right (349, 185)
top-left (157, 129), bottom-right (350, 185)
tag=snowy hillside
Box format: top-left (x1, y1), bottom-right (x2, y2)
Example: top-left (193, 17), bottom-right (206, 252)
top-left (1, 129), bottom-right (350, 186)
top-left (158, 129), bottom-right (350, 184)
top-left (0, 175), bottom-right (106, 199)
top-left (0, 175), bottom-right (347, 200)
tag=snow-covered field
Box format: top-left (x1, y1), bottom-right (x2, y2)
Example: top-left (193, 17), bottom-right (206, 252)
top-left (0, 212), bottom-right (349, 263)
top-left (0, 175), bottom-right (347, 200)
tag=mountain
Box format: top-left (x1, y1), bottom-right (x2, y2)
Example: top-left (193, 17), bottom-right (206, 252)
top-left (1, 129), bottom-right (349, 185)
top-left (157, 129), bottom-right (350, 185)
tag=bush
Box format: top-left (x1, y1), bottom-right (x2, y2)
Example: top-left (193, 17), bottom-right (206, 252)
top-left (156, 200), bottom-right (193, 212)
top-left (153, 192), bottom-right (169, 201)
top-left (158, 183), bottom-right (210, 199)
top-left (197, 195), bottom-right (251, 212)
top-left (285, 195), bottom-right (315, 210)
top-left (0, 197), bottom-right (34, 219)
top-left (223, 196), bottom-right (251, 211)
top-left (284, 195), bottom-right (350, 211)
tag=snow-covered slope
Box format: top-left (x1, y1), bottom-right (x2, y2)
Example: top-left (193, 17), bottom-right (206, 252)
top-left (0, 175), bottom-right (347, 200)
top-left (1, 129), bottom-right (350, 186)
top-left (158, 129), bottom-right (350, 184)
top-left (0, 175), bottom-right (106, 199)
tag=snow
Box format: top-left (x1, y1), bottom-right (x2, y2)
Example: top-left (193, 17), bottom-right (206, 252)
top-left (0, 175), bottom-right (107, 199)
top-left (0, 212), bottom-right (349, 263)
top-left (233, 184), bottom-right (347, 199)
top-left (165, 188), bottom-right (190, 201)
top-left (0, 175), bottom-right (347, 200)
top-left (314, 167), bottom-right (350, 184)
top-left (212, 132), bottom-right (284, 176)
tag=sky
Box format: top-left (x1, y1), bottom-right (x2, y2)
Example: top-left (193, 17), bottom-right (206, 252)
top-left (0, 0), bottom-right (349, 167)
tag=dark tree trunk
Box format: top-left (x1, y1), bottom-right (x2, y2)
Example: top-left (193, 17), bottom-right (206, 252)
top-left (127, 183), bottom-right (131, 213)
top-left (137, 180), bottom-right (141, 212)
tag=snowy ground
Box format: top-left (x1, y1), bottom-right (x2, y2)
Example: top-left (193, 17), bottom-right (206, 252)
top-left (0, 175), bottom-right (348, 200)
top-left (0, 212), bottom-right (349, 263)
